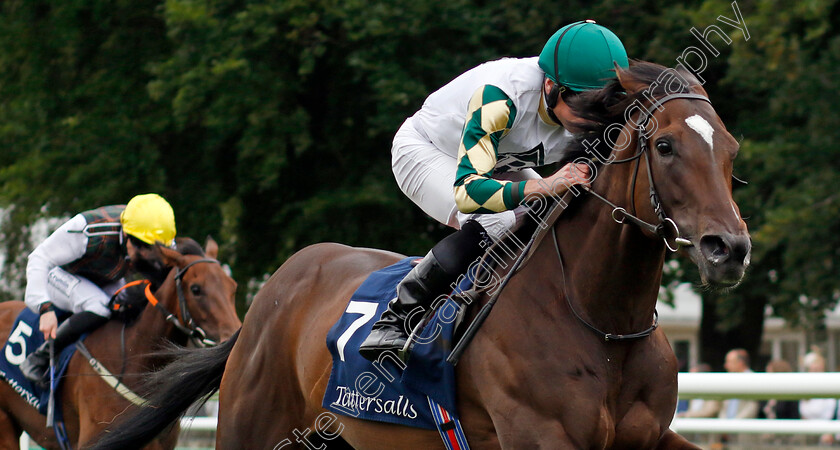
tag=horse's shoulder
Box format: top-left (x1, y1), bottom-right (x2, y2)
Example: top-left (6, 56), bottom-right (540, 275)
top-left (0, 301), bottom-right (25, 314)
top-left (0, 301), bottom-right (26, 337)
top-left (0, 301), bottom-right (26, 321)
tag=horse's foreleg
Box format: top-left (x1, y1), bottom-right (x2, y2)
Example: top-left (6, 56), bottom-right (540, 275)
top-left (0, 410), bottom-right (21, 450)
top-left (655, 429), bottom-right (701, 450)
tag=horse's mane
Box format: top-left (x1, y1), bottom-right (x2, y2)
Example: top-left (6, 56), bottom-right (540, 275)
top-left (174, 237), bottom-right (205, 257)
top-left (560, 60), bottom-right (702, 166)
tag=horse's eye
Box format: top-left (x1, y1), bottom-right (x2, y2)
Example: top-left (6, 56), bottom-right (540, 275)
top-left (190, 285), bottom-right (202, 296)
top-left (656, 140), bottom-right (673, 155)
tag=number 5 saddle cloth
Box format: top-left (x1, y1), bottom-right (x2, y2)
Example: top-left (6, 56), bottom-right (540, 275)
top-left (0, 307), bottom-right (79, 416)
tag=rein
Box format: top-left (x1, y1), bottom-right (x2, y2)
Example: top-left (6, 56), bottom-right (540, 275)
top-left (552, 228), bottom-right (658, 342)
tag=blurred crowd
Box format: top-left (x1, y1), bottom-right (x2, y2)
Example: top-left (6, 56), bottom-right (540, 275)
top-left (677, 348), bottom-right (839, 447)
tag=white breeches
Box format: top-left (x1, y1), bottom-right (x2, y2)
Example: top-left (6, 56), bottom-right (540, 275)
top-left (391, 118), bottom-right (540, 240)
top-left (40, 267), bottom-right (121, 317)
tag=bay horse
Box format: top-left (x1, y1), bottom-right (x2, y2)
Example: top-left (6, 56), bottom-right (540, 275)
top-left (91, 61), bottom-right (750, 449)
top-left (0, 237), bottom-right (241, 449)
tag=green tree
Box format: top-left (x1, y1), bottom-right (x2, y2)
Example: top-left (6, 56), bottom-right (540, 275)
top-left (1, 0), bottom-right (836, 347)
top-left (0, 0), bottom-right (171, 299)
top-left (684, 0), bottom-right (840, 368)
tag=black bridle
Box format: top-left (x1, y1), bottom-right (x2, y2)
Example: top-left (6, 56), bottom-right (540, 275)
top-left (557, 92), bottom-right (713, 342)
top-left (80, 257), bottom-right (223, 410)
top-left (171, 258), bottom-right (222, 347)
top-left (127, 258), bottom-right (223, 347)
top-left (106, 257), bottom-right (222, 390)
top-left (585, 92), bottom-right (712, 252)
top-left (448, 92), bottom-right (716, 359)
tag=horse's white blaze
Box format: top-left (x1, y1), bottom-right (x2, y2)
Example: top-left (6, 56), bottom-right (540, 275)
top-left (685, 115), bottom-right (714, 150)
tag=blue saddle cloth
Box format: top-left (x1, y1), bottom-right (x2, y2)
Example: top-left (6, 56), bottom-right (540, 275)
top-left (0, 307), bottom-right (80, 416)
top-left (323, 257), bottom-right (470, 429)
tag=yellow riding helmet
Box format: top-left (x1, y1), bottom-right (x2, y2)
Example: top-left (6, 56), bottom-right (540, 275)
top-left (120, 193), bottom-right (176, 246)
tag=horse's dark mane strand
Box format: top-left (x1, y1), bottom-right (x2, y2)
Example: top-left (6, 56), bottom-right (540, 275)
top-left (559, 60), bottom-right (700, 166)
top-left (174, 237), bottom-right (205, 256)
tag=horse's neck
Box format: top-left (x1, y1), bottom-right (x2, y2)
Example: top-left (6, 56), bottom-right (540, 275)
top-left (546, 160), bottom-right (665, 334)
top-left (122, 277), bottom-right (186, 371)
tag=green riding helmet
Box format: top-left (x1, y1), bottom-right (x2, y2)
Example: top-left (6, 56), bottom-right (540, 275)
top-left (538, 20), bottom-right (629, 92)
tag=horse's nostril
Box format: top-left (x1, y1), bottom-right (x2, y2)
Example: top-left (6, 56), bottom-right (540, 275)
top-left (700, 234), bottom-right (751, 267)
top-left (730, 236), bottom-right (751, 266)
top-left (700, 235), bottom-right (729, 265)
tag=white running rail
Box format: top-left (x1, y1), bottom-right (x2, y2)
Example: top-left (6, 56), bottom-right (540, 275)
top-left (678, 372), bottom-right (840, 400)
top-left (18, 373), bottom-right (840, 447)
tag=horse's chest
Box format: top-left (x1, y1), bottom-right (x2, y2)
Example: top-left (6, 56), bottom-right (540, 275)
top-left (555, 348), bottom-right (677, 447)
top-left (604, 350), bottom-right (679, 448)
top-left (464, 328), bottom-right (677, 448)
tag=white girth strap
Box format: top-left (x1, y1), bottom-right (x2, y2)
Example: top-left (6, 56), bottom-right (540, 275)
top-left (76, 342), bottom-right (147, 406)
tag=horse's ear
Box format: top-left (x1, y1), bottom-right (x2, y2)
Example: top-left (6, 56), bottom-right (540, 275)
top-left (157, 245), bottom-right (185, 267)
top-left (614, 62), bottom-right (647, 95)
top-left (205, 236), bottom-right (219, 259)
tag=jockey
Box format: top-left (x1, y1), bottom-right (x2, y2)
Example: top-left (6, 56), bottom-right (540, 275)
top-left (360, 21), bottom-right (629, 360)
top-left (19, 193), bottom-right (177, 386)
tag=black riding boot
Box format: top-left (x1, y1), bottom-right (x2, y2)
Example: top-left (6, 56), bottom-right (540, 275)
top-left (20, 311), bottom-right (109, 387)
top-left (359, 220), bottom-right (488, 361)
